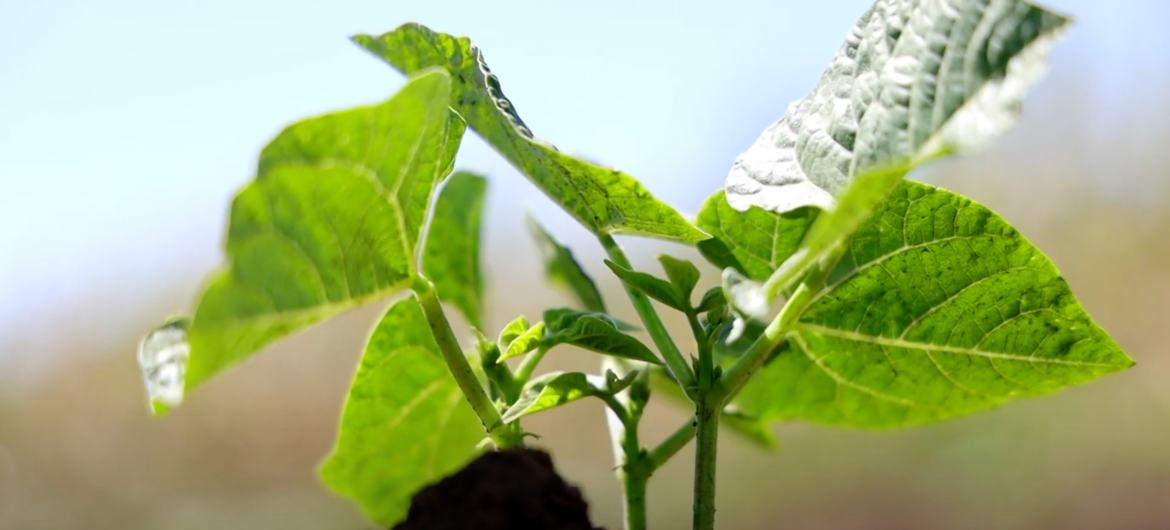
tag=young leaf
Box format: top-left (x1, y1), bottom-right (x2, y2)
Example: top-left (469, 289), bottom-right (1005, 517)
top-left (542, 308), bottom-right (661, 365)
top-left (184, 70), bottom-right (464, 393)
top-left (696, 190), bottom-right (817, 282)
top-left (353, 23), bottom-right (707, 243)
top-left (498, 321), bottom-right (546, 363)
top-left (501, 371), bottom-right (604, 423)
top-left (725, 0), bottom-right (1071, 214)
top-left (527, 217), bottom-right (607, 312)
top-left (604, 260), bottom-right (685, 311)
top-left (496, 315), bottom-right (530, 351)
top-left (694, 286), bottom-right (727, 314)
top-left (736, 181), bottom-right (1134, 428)
top-left (320, 297), bottom-right (482, 527)
top-left (423, 171), bottom-right (488, 328)
top-left (657, 254), bottom-right (701, 301)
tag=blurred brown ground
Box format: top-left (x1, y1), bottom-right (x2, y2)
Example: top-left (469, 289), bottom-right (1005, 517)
top-left (2, 60), bottom-right (1169, 530)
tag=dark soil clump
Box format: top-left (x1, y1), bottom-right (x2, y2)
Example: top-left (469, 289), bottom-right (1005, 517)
top-left (393, 448), bottom-right (604, 530)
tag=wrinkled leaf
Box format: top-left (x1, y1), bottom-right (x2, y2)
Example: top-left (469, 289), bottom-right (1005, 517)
top-left (726, 0), bottom-right (1071, 213)
top-left (423, 171), bottom-right (488, 328)
top-left (528, 217), bottom-right (607, 312)
top-left (737, 181), bottom-right (1133, 427)
top-left (604, 260), bottom-right (686, 311)
top-left (185, 70), bottom-right (464, 391)
top-left (354, 23), bottom-right (707, 243)
top-left (501, 371), bottom-right (604, 422)
top-left (543, 308), bottom-right (661, 365)
top-left (320, 297), bottom-right (482, 526)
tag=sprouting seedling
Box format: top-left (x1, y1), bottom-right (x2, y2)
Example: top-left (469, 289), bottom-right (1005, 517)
top-left (138, 2), bottom-right (1133, 529)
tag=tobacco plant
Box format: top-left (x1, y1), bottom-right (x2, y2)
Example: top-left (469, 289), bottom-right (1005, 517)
top-left (138, 1), bottom-right (1134, 528)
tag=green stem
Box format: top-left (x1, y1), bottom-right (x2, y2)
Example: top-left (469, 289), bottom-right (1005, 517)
top-left (604, 359), bottom-right (649, 530)
top-left (413, 278), bottom-right (519, 448)
top-left (598, 234), bottom-right (696, 394)
top-left (712, 282), bottom-right (814, 405)
top-left (648, 421), bottom-right (696, 470)
top-left (692, 399), bottom-right (720, 530)
top-left (622, 467), bottom-right (648, 530)
top-left (513, 345), bottom-right (548, 383)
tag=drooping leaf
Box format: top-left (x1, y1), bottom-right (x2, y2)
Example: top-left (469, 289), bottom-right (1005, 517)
top-left (354, 23), bottom-right (707, 243)
top-left (184, 70), bottom-right (464, 391)
top-left (736, 181), bottom-right (1133, 428)
top-left (604, 260), bottom-right (686, 311)
top-left (542, 308), bottom-right (661, 365)
top-left (423, 171), bottom-right (488, 328)
top-left (657, 254), bottom-right (701, 302)
top-left (696, 190), bottom-right (817, 282)
top-left (498, 321), bottom-right (546, 363)
top-left (725, 0), bottom-right (1071, 214)
top-left (527, 217), bottom-right (607, 312)
top-left (320, 297), bottom-right (482, 526)
top-left (501, 371), bottom-right (605, 423)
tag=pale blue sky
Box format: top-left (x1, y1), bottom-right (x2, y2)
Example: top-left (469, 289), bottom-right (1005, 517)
top-left (1, 0), bottom-right (1167, 375)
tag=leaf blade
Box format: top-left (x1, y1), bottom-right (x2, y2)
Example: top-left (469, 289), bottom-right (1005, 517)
top-left (320, 297), bottom-right (482, 526)
top-left (423, 171), bottom-right (489, 328)
top-left (528, 217), bottom-right (607, 312)
top-left (736, 181), bottom-right (1133, 428)
top-left (726, 0), bottom-right (1071, 213)
top-left (185, 69), bottom-right (464, 392)
top-left (353, 23), bottom-right (707, 243)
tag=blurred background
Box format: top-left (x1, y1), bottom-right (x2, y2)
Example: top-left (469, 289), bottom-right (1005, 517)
top-left (2, 0), bottom-right (1168, 528)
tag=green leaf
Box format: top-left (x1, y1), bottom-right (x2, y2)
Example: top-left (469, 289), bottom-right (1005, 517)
top-left (501, 371), bottom-right (604, 423)
top-left (423, 171), bottom-right (488, 328)
top-left (725, 0), bottom-right (1071, 214)
top-left (499, 321), bottom-right (546, 363)
top-left (604, 260), bottom-right (685, 311)
top-left (696, 190), bottom-right (816, 282)
top-left (496, 315), bottom-right (529, 351)
top-left (184, 70), bottom-right (464, 392)
top-left (353, 23), bottom-right (707, 243)
top-left (542, 308), bottom-right (661, 365)
top-left (694, 286), bottom-right (727, 314)
top-left (320, 297), bottom-right (482, 526)
top-left (736, 181), bottom-right (1134, 428)
top-left (657, 254), bottom-right (701, 302)
top-left (528, 217), bottom-right (607, 312)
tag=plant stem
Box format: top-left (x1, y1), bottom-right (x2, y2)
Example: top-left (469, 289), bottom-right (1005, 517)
top-left (692, 398), bottom-right (720, 530)
top-left (712, 282), bottom-right (814, 405)
top-left (621, 467), bottom-right (649, 530)
top-left (413, 278), bottom-right (519, 448)
top-left (513, 345), bottom-right (548, 383)
top-left (598, 234), bottom-right (696, 394)
top-left (603, 359), bottom-right (650, 530)
top-left (647, 421), bottom-right (696, 470)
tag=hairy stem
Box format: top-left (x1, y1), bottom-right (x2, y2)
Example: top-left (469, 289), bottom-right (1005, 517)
top-left (413, 278), bottom-right (519, 448)
top-left (604, 359), bottom-right (649, 530)
top-left (598, 234), bottom-right (696, 394)
top-left (692, 399), bottom-right (720, 530)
